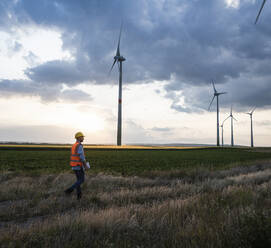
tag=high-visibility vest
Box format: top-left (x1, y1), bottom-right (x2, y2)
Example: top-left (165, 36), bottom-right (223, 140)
top-left (70, 141), bottom-right (83, 167)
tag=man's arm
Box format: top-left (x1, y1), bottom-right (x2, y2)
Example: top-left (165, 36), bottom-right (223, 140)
top-left (77, 145), bottom-right (87, 168)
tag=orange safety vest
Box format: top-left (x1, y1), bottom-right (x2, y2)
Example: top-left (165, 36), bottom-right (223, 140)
top-left (70, 141), bottom-right (83, 167)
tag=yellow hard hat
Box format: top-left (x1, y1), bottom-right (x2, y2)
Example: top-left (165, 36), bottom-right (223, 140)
top-left (75, 131), bottom-right (85, 139)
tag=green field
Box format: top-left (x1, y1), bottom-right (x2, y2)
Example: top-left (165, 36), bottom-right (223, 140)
top-left (1, 147), bottom-right (271, 247)
top-left (1, 147), bottom-right (271, 176)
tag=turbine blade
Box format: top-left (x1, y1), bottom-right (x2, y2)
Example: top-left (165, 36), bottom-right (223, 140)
top-left (211, 80), bottom-right (217, 93)
top-left (208, 95), bottom-right (215, 111)
top-left (219, 92), bottom-right (227, 95)
top-left (223, 115), bottom-right (230, 123)
top-left (116, 22), bottom-right (123, 57)
top-left (109, 59), bottom-right (117, 75)
top-left (233, 117), bottom-right (238, 121)
top-left (255, 0), bottom-right (267, 24)
top-left (251, 107), bottom-right (256, 114)
top-left (230, 105), bottom-right (232, 115)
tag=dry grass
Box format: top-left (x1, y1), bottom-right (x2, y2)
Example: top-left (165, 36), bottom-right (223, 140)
top-left (1, 163), bottom-right (271, 247)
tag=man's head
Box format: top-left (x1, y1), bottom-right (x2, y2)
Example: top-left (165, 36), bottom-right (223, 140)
top-left (75, 132), bottom-right (85, 142)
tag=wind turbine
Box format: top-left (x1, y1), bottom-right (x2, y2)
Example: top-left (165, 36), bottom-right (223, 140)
top-left (255, 0), bottom-right (267, 24)
top-left (208, 81), bottom-right (227, 146)
top-left (220, 117), bottom-right (229, 147)
top-left (246, 107), bottom-right (256, 147)
top-left (109, 24), bottom-right (126, 146)
top-left (224, 106), bottom-right (237, 146)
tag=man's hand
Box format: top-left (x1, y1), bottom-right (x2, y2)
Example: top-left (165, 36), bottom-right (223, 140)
top-left (86, 162), bottom-right (90, 168)
top-left (83, 160), bottom-right (87, 170)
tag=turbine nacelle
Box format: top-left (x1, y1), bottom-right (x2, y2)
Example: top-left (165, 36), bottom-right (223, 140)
top-left (215, 92), bottom-right (227, 97)
top-left (208, 81), bottom-right (227, 111)
top-left (246, 107), bottom-right (256, 118)
top-left (227, 107), bottom-right (237, 121)
top-left (114, 55), bottom-right (126, 62)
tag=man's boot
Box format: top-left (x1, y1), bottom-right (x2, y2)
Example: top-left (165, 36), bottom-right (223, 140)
top-left (64, 188), bottom-right (73, 195)
top-left (77, 192), bottom-right (82, 200)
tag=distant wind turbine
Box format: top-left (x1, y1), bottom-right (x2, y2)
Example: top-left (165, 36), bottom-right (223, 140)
top-left (208, 81), bottom-right (227, 146)
top-left (255, 0), bottom-right (267, 24)
top-left (246, 107), bottom-right (256, 147)
top-left (220, 117), bottom-right (229, 147)
top-left (220, 116), bottom-right (229, 146)
top-left (109, 23), bottom-right (126, 146)
top-left (224, 106), bottom-right (237, 146)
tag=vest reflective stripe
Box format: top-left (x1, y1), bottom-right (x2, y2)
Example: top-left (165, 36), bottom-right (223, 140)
top-left (70, 142), bottom-right (83, 167)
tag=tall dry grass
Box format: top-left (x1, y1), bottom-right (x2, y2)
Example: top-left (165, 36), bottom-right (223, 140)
top-left (1, 163), bottom-right (271, 247)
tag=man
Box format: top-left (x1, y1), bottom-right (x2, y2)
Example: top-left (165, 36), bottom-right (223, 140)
top-left (65, 131), bottom-right (87, 200)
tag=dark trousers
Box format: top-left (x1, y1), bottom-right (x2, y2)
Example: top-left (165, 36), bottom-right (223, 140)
top-left (70, 168), bottom-right (85, 194)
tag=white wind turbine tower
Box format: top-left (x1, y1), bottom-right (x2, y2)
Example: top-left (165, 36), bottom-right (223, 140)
top-left (220, 117), bottom-right (229, 147)
top-left (109, 24), bottom-right (126, 146)
top-left (208, 81), bottom-right (227, 146)
top-left (255, 0), bottom-right (267, 24)
top-left (246, 107), bottom-right (256, 147)
top-left (224, 106), bottom-right (237, 146)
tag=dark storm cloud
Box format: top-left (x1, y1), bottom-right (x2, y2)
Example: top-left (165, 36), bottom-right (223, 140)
top-left (25, 60), bottom-right (90, 85)
top-left (164, 75), bottom-right (271, 113)
top-left (0, 79), bottom-right (92, 102)
top-left (0, 79), bottom-right (60, 101)
top-left (1, 0), bottom-right (271, 110)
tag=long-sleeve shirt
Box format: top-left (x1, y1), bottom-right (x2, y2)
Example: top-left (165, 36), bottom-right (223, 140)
top-left (72, 142), bottom-right (86, 171)
top-left (77, 144), bottom-right (86, 162)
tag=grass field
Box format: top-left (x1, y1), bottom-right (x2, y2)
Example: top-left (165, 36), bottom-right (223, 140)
top-left (1, 146), bottom-right (271, 176)
top-left (1, 146), bottom-right (271, 247)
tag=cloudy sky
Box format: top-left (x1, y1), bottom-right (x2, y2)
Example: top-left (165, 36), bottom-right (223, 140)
top-left (0, 0), bottom-right (270, 146)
